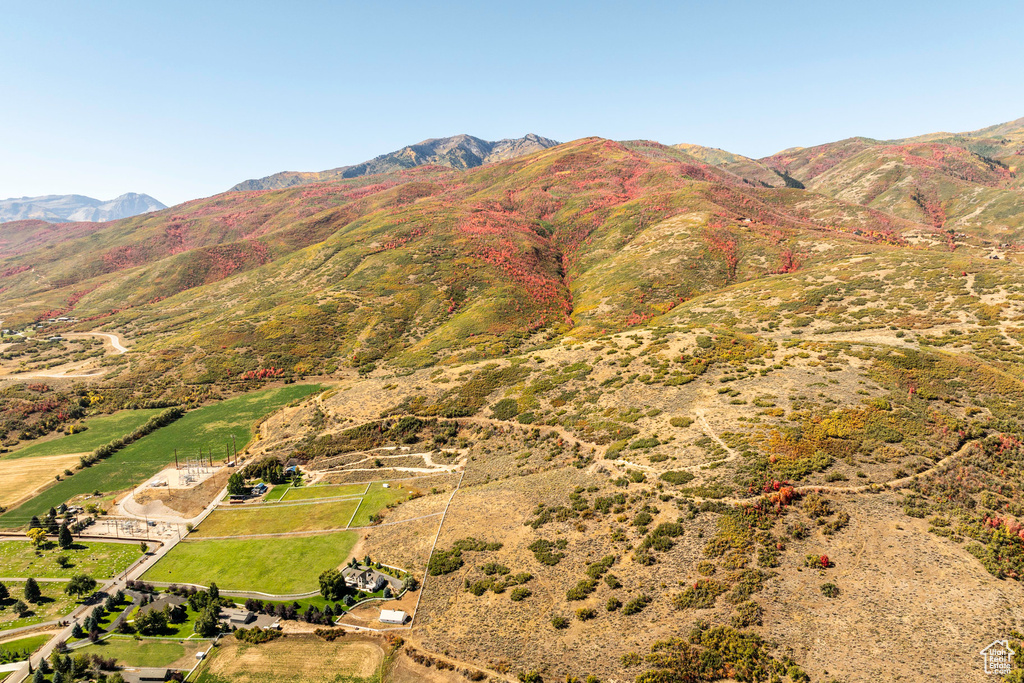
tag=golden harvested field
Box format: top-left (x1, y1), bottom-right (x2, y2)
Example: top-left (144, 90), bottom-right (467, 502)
top-left (196, 635), bottom-right (383, 683)
top-left (0, 453), bottom-right (82, 508)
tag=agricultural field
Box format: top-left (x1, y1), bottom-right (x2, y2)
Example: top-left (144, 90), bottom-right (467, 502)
top-left (191, 479), bottom-right (419, 540)
top-left (75, 637), bottom-right (206, 668)
top-left (0, 384), bottom-right (322, 527)
top-left (349, 483), bottom-right (412, 528)
top-left (195, 635), bottom-right (383, 683)
top-left (0, 453), bottom-right (82, 510)
top-left (0, 540), bottom-right (141, 579)
top-left (190, 499), bottom-right (360, 537)
top-left (277, 482), bottom-right (368, 502)
top-left (261, 485), bottom-right (289, 502)
top-left (3, 408), bottom-right (162, 460)
top-left (142, 531), bottom-right (358, 593)
top-left (0, 581), bottom-right (78, 633)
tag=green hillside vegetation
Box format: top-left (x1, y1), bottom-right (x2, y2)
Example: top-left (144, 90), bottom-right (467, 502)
top-left (0, 136), bottom-right (931, 392)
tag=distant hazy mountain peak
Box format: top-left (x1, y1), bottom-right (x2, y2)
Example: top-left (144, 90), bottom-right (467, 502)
top-left (0, 192), bottom-right (166, 224)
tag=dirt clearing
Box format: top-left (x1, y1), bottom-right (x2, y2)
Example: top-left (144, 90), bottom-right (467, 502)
top-left (134, 467), bottom-right (231, 518)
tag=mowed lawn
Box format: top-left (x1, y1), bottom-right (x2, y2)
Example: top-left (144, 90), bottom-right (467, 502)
top-left (0, 634), bottom-right (50, 659)
top-left (76, 637), bottom-right (205, 668)
top-left (191, 499), bottom-right (359, 537)
top-left (0, 540), bottom-right (141, 579)
top-left (3, 409), bottom-right (163, 460)
top-left (142, 532), bottom-right (358, 594)
top-left (261, 485), bottom-right (289, 502)
top-left (349, 482), bottom-right (411, 527)
top-left (279, 483), bottom-right (367, 502)
top-left (0, 581), bottom-right (79, 633)
top-left (0, 384), bottom-right (322, 527)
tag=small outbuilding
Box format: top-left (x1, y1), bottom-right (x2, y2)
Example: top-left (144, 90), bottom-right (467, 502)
top-left (379, 609), bottom-right (407, 625)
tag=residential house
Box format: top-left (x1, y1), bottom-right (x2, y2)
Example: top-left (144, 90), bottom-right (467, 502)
top-left (341, 566), bottom-right (388, 592)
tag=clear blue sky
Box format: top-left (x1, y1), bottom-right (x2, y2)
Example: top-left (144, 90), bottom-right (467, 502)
top-left (2, 1), bottom-right (1022, 206)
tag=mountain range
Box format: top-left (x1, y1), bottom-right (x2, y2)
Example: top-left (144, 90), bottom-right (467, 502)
top-left (2, 119), bottom-right (1024, 682)
top-left (229, 133), bottom-right (559, 191)
top-left (0, 192), bottom-right (166, 224)
top-left (0, 119), bottom-right (1021, 368)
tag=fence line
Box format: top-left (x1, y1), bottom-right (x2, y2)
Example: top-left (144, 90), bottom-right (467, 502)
top-left (408, 470), bottom-right (465, 627)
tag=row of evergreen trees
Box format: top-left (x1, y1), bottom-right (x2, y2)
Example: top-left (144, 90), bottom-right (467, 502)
top-left (79, 406), bottom-right (184, 469)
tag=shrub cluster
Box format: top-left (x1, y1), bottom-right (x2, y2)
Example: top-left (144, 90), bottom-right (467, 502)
top-left (428, 538), bottom-right (503, 576)
top-left (621, 594), bottom-right (652, 615)
top-left (527, 538), bottom-right (566, 565)
top-left (673, 579), bottom-right (728, 609)
top-left (566, 579), bottom-right (598, 601)
top-left (233, 626), bottom-right (282, 643)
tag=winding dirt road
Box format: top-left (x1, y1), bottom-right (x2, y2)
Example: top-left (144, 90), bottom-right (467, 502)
top-left (0, 331), bottom-right (128, 379)
top-left (65, 331), bottom-right (128, 354)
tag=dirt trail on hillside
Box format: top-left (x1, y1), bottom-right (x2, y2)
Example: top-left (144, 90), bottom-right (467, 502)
top-left (0, 331), bottom-right (128, 380)
top-left (65, 331), bottom-right (128, 354)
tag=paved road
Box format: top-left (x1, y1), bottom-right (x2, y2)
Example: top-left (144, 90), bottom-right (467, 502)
top-left (4, 508), bottom-right (198, 682)
top-left (5, 538), bottom-right (177, 683)
top-left (3, 475), bottom-right (232, 683)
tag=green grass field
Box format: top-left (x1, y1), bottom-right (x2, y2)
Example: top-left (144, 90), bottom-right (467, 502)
top-left (255, 594), bottom-right (342, 613)
top-left (0, 633), bottom-right (49, 661)
top-left (278, 483), bottom-right (367, 502)
top-left (111, 603), bottom-right (203, 640)
top-left (0, 384), bottom-right (322, 527)
top-left (3, 409), bottom-right (163, 460)
top-left (76, 637), bottom-right (205, 668)
top-left (349, 482), bottom-right (410, 527)
top-left (0, 540), bottom-right (141, 579)
top-left (262, 485), bottom-right (289, 502)
top-left (191, 499), bottom-right (359, 537)
top-left (0, 582), bottom-right (78, 633)
top-left (142, 532), bottom-right (358, 594)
